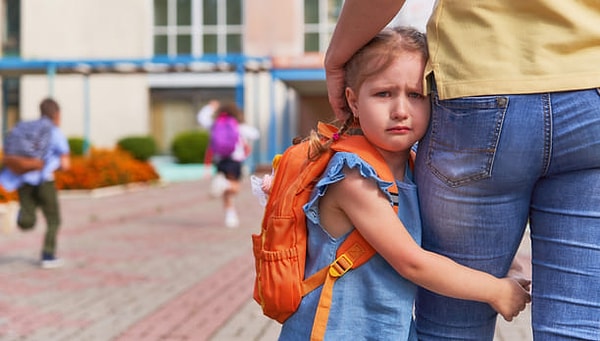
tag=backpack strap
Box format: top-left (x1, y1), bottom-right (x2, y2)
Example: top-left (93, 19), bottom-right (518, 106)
top-left (307, 230), bottom-right (379, 340)
top-left (305, 124), bottom-right (402, 340)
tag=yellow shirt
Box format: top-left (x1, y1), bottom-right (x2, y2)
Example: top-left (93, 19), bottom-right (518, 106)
top-left (426, 0), bottom-right (600, 100)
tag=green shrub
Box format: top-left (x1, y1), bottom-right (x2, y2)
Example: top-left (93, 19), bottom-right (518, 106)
top-left (117, 135), bottom-right (158, 161)
top-left (171, 130), bottom-right (209, 164)
top-left (68, 137), bottom-right (89, 156)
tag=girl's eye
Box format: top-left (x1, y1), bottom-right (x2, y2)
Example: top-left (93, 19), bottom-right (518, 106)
top-left (375, 91), bottom-right (390, 97)
top-left (409, 92), bottom-right (425, 99)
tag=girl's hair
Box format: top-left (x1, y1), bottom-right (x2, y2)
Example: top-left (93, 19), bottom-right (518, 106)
top-left (344, 26), bottom-right (428, 106)
top-left (215, 101), bottom-right (244, 123)
top-left (306, 26), bottom-right (428, 160)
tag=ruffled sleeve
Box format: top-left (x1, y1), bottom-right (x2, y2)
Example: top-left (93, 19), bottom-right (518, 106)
top-left (303, 152), bottom-right (396, 226)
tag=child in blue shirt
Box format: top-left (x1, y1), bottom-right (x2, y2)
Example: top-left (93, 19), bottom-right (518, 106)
top-left (1, 98), bottom-right (70, 268)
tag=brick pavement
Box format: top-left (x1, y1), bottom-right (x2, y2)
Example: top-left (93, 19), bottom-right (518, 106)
top-left (0, 177), bottom-right (532, 340)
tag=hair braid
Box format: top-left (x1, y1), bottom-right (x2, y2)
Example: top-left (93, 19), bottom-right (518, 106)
top-left (306, 115), bottom-right (356, 161)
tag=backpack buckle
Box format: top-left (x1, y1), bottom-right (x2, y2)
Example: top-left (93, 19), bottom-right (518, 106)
top-left (329, 254), bottom-right (353, 277)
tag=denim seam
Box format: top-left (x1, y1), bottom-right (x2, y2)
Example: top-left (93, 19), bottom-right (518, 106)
top-left (541, 93), bottom-right (552, 176)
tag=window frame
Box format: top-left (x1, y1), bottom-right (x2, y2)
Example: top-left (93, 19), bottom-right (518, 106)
top-left (303, 0), bottom-right (342, 53)
top-left (153, 0), bottom-right (243, 57)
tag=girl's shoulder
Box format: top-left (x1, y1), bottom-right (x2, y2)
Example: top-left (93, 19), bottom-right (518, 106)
top-left (318, 151), bottom-right (396, 199)
top-left (324, 152), bottom-right (383, 181)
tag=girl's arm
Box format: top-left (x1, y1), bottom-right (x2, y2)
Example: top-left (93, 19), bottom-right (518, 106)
top-left (325, 0), bottom-right (406, 119)
top-left (197, 100), bottom-right (219, 129)
top-left (322, 170), bottom-right (531, 321)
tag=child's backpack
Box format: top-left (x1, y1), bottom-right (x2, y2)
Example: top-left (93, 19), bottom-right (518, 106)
top-left (209, 113), bottom-right (239, 158)
top-left (252, 122), bottom-right (406, 340)
top-left (2, 118), bottom-right (54, 174)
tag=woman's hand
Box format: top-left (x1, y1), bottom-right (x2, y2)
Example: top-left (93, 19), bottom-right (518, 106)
top-left (324, 62), bottom-right (350, 121)
top-left (323, 0), bottom-right (405, 120)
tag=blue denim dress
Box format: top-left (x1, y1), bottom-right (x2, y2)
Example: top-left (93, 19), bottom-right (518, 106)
top-left (279, 152), bottom-right (422, 341)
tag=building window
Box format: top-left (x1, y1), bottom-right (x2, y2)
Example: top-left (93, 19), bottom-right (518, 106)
top-left (3, 0), bottom-right (20, 56)
top-left (304, 0), bottom-right (342, 52)
top-left (153, 0), bottom-right (243, 57)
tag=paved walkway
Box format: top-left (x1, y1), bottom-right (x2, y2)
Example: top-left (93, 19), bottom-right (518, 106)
top-left (0, 177), bottom-right (532, 340)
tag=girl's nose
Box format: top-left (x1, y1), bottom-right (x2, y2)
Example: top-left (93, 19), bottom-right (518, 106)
top-left (390, 99), bottom-right (409, 120)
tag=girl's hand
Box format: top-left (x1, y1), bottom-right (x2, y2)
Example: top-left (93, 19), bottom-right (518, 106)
top-left (491, 277), bottom-right (531, 321)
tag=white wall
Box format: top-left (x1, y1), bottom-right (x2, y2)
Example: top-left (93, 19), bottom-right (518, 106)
top-left (20, 0), bottom-right (152, 148)
top-left (244, 71), bottom-right (273, 165)
top-left (21, 74), bottom-right (149, 148)
top-left (22, 0), bottom-right (151, 59)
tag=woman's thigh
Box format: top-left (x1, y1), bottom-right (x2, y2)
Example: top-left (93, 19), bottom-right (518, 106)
top-left (414, 91), bottom-right (548, 340)
top-left (530, 88), bottom-right (600, 340)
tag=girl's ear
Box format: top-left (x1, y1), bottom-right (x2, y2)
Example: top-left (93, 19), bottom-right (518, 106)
top-left (345, 87), bottom-right (359, 116)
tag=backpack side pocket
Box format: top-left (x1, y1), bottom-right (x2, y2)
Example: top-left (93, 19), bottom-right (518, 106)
top-left (252, 216), bottom-right (303, 323)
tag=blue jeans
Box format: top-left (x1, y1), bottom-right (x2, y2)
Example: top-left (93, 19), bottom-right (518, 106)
top-left (414, 88), bottom-right (600, 340)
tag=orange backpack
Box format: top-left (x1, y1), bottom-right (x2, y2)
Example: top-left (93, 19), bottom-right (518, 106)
top-left (252, 122), bottom-right (404, 340)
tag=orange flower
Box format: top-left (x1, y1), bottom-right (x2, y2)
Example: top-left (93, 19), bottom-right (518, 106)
top-left (55, 148), bottom-right (160, 190)
top-left (0, 185), bottom-right (18, 203)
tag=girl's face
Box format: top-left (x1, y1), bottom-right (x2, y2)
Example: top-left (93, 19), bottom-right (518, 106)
top-left (345, 51), bottom-right (430, 156)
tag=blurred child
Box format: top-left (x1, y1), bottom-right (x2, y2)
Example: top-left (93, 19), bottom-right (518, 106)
top-left (0, 98), bottom-right (70, 268)
top-left (197, 100), bottom-right (259, 228)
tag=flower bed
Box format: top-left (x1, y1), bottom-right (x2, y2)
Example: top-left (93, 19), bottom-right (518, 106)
top-left (0, 185), bottom-right (18, 203)
top-left (55, 148), bottom-right (160, 190)
top-left (0, 148), bottom-right (161, 203)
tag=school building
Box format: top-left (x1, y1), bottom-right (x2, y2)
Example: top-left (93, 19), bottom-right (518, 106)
top-left (0, 0), bottom-right (433, 168)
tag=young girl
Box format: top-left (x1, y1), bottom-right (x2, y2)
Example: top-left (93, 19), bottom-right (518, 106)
top-left (198, 100), bottom-right (259, 228)
top-left (277, 27), bottom-right (530, 340)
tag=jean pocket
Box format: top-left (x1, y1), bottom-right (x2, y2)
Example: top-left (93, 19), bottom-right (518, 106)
top-left (425, 94), bottom-right (508, 187)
